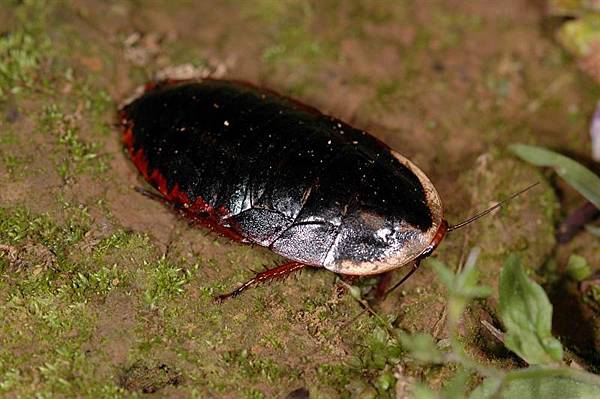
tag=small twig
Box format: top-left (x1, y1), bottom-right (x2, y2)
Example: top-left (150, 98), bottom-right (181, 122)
top-left (481, 320), bottom-right (506, 345)
top-left (557, 201), bottom-right (600, 243)
top-left (480, 320), bottom-right (594, 371)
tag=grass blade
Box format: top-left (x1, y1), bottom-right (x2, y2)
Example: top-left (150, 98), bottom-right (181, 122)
top-left (509, 144), bottom-right (600, 209)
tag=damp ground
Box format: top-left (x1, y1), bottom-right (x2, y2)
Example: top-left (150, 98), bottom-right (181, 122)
top-left (1, 1), bottom-right (599, 398)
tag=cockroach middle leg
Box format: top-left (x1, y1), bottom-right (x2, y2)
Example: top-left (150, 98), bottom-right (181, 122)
top-left (338, 274), bottom-right (360, 285)
top-left (215, 261), bottom-right (308, 301)
top-left (382, 259), bottom-right (423, 299)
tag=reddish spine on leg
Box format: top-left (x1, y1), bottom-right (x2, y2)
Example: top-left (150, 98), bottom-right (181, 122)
top-left (215, 261), bottom-right (307, 301)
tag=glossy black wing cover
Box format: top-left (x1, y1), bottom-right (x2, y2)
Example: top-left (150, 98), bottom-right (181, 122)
top-left (120, 80), bottom-right (433, 266)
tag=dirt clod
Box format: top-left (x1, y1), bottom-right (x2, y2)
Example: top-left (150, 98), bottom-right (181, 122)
top-left (118, 361), bottom-right (182, 394)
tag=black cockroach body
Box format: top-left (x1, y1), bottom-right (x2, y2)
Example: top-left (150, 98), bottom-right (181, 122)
top-left (119, 79), bottom-right (523, 299)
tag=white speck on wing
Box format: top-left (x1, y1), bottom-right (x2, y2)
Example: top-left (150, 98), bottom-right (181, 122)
top-left (376, 228), bottom-right (392, 243)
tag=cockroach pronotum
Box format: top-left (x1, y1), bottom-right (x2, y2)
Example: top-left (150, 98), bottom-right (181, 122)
top-left (118, 79), bottom-right (536, 300)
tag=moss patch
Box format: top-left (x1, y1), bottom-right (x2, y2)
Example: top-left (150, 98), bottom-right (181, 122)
top-left (1, 0), bottom-right (599, 396)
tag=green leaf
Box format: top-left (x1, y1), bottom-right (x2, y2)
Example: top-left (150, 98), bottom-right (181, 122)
top-left (442, 369), bottom-right (470, 399)
top-left (374, 371), bottom-right (395, 392)
top-left (429, 248), bottom-right (491, 300)
top-left (556, 14), bottom-right (600, 57)
top-left (585, 224), bottom-right (600, 237)
top-left (509, 144), bottom-right (600, 209)
top-left (566, 254), bottom-right (592, 281)
top-left (548, 0), bottom-right (600, 16)
top-left (430, 248), bottom-right (491, 321)
top-left (428, 258), bottom-right (455, 288)
top-left (412, 383), bottom-right (441, 399)
top-left (454, 247), bottom-right (492, 299)
top-left (470, 367), bottom-right (600, 399)
top-left (399, 332), bottom-right (444, 364)
top-left (498, 254), bottom-right (563, 365)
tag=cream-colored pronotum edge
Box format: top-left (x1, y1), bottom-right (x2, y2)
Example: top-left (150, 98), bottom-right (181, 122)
top-left (325, 150), bottom-right (444, 275)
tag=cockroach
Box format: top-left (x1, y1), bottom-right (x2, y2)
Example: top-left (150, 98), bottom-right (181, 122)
top-left (118, 79), bottom-right (536, 300)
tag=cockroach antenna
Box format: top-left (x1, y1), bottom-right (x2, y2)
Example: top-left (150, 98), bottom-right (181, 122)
top-left (446, 181), bottom-right (540, 232)
top-left (383, 181), bottom-right (540, 299)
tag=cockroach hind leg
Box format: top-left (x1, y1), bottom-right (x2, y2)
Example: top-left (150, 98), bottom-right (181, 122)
top-left (214, 261), bottom-right (308, 302)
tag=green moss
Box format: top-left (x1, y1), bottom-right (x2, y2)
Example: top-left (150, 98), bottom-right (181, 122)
top-left (0, 344), bottom-right (128, 397)
top-left (118, 360), bottom-right (181, 395)
top-left (38, 104), bottom-right (109, 179)
top-left (0, 0), bottom-right (54, 101)
top-left (0, 206), bottom-right (90, 252)
top-left (2, 0), bottom-right (600, 396)
top-left (316, 363), bottom-right (356, 388)
top-left (245, 387), bottom-right (266, 399)
top-left (360, 325), bottom-right (403, 370)
top-left (143, 257), bottom-right (195, 308)
top-left (0, 127), bottom-right (19, 146)
top-left (458, 157), bottom-right (558, 270)
top-left (249, 0), bottom-right (335, 94)
top-left (222, 349), bottom-right (296, 383)
top-left (80, 85), bottom-right (113, 119)
top-left (64, 265), bottom-right (128, 302)
top-left (262, 26), bottom-right (324, 66)
top-left (93, 230), bottom-right (135, 256)
top-left (1, 153), bottom-right (32, 178)
top-left (0, 30), bottom-right (50, 100)
top-left (375, 80), bottom-right (404, 107)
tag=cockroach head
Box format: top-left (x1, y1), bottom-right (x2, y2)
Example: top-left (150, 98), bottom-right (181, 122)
top-left (322, 151), bottom-right (446, 276)
top-left (322, 215), bottom-right (448, 276)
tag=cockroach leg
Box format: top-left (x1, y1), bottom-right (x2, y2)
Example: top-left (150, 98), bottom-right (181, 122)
top-left (339, 274), bottom-right (360, 285)
top-left (383, 259), bottom-right (423, 299)
top-left (215, 261), bottom-right (308, 301)
top-left (335, 274), bottom-right (361, 297)
top-left (374, 271), bottom-right (394, 299)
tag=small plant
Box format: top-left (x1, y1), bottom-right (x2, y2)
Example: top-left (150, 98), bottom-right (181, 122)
top-left (143, 257), bottom-right (193, 308)
top-left (509, 144), bottom-right (600, 239)
top-left (509, 144), bottom-right (600, 210)
top-left (400, 249), bottom-right (600, 398)
top-left (0, 30), bottom-right (50, 100)
top-left (40, 105), bottom-right (107, 180)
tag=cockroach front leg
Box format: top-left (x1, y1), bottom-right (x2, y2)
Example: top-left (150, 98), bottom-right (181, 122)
top-left (374, 271), bottom-right (394, 299)
top-left (215, 261), bottom-right (308, 301)
top-left (335, 274), bottom-right (360, 297)
top-left (382, 259), bottom-right (423, 299)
